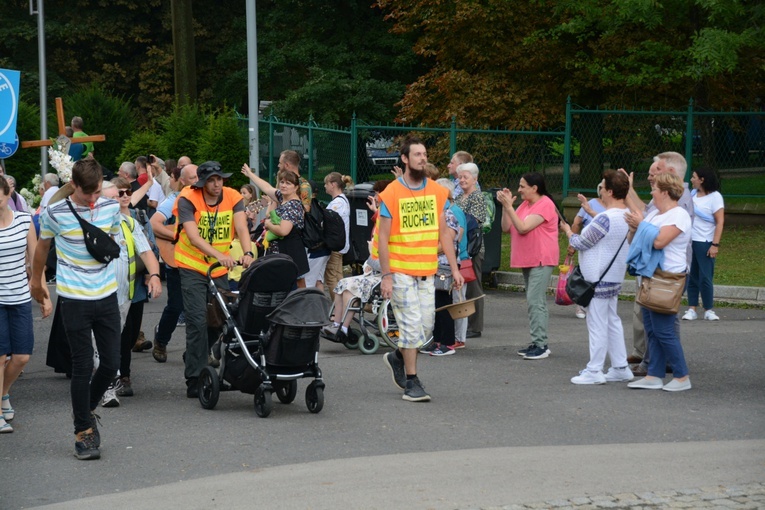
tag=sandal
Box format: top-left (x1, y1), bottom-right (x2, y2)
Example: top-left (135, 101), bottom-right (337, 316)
top-left (2, 394), bottom-right (13, 421)
top-left (0, 419), bottom-right (12, 433)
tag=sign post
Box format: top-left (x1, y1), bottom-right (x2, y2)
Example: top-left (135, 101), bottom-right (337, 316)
top-left (0, 68), bottom-right (21, 145)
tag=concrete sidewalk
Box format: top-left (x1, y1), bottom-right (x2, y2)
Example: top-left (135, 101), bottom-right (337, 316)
top-left (34, 440), bottom-right (765, 509)
top-left (495, 271), bottom-right (765, 305)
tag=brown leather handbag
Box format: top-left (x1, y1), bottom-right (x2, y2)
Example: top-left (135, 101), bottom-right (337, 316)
top-left (636, 269), bottom-right (687, 315)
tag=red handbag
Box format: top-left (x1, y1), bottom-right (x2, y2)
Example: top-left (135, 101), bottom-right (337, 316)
top-left (459, 259), bottom-right (477, 283)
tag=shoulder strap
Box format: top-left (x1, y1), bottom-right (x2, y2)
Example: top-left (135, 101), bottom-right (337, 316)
top-left (65, 198), bottom-right (86, 225)
top-left (595, 234), bottom-right (629, 284)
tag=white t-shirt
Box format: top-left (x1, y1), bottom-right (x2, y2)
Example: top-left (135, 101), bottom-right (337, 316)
top-left (40, 185), bottom-right (60, 210)
top-left (327, 194), bottom-right (350, 254)
top-left (147, 181), bottom-right (166, 207)
top-left (645, 206), bottom-right (692, 273)
top-left (691, 191), bottom-right (724, 242)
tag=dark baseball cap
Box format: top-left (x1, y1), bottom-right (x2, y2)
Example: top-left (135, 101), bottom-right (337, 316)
top-left (192, 161), bottom-right (232, 188)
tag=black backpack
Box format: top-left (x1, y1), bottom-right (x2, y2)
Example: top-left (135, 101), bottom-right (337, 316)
top-left (465, 212), bottom-right (483, 258)
top-left (301, 197), bottom-right (347, 252)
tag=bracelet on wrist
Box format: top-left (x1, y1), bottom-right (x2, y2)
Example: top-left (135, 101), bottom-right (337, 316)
top-left (150, 273), bottom-right (161, 279)
top-left (381, 272), bottom-right (394, 279)
top-left (711, 242), bottom-right (719, 247)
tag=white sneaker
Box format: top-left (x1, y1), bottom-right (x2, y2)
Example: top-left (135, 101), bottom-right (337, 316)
top-left (704, 310), bottom-right (720, 321)
top-left (571, 369), bottom-right (606, 385)
top-left (681, 309), bottom-right (698, 321)
top-left (605, 366), bottom-right (634, 382)
top-left (101, 385), bottom-right (120, 408)
top-left (575, 306), bottom-right (586, 319)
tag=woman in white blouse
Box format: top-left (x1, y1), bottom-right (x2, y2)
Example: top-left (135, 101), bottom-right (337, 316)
top-left (682, 167), bottom-right (724, 322)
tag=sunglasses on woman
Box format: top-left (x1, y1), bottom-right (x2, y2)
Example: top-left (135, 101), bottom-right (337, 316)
top-left (118, 189), bottom-right (133, 197)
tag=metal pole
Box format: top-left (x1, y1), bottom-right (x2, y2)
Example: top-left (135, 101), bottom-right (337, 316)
top-left (562, 97), bottom-right (572, 198)
top-left (32, 0), bottom-right (48, 175)
top-left (245, 0), bottom-right (259, 189)
top-left (684, 98), bottom-right (694, 180)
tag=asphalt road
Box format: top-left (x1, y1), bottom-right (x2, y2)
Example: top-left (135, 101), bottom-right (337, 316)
top-left (2, 284), bottom-right (764, 509)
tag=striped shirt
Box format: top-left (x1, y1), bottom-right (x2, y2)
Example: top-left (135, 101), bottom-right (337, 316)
top-left (0, 211), bottom-right (33, 305)
top-left (39, 197), bottom-right (122, 300)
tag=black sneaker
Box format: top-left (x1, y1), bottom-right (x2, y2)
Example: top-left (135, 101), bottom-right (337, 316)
top-left (419, 342), bottom-right (438, 354)
top-left (430, 344), bottom-right (455, 357)
top-left (402, 377), bottom-right (431, 402)
top-left (517, 344), bottom-right (535, 357)
top-left (186, 378), bottom-right (199, 398)
top-left (74, 428), bottom-right (101, 460)
top-left (523, 345), bottom-right (551, 360)
top-left (382, 351), bottom-right (406, 390)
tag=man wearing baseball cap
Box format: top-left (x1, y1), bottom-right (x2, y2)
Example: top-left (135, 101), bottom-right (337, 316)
top-left (172, 161), bottom-right (254, 397)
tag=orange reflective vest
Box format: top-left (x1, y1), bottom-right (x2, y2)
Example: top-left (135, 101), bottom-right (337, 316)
top-left (172, 187), bottom-right (242, 278)
top-left (372, 178), bottom-right (447, 276)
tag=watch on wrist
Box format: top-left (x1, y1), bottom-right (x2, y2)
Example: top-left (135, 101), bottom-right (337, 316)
top-left (244, 251), bottom-right (254, 257)
top-left (150, 273), bottom-right (161, 279)
top-left (711, 243), bottom-right (720, 247)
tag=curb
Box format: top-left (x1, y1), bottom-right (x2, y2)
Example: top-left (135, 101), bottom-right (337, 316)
top-left (494, 271), bottom-right (765, 305)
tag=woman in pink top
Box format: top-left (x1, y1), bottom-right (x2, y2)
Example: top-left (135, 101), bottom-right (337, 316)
top-left (497, 173), bottom-right (560, 360)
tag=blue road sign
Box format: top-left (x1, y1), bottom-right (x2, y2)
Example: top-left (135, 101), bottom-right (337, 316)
top-left (0, 69), bottom-right (21, 145)
top-left (0, 133), bottom-right (19, 159)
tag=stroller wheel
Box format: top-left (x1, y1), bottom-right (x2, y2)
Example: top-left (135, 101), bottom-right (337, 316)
top-left (305, 381), bottom-right (324, 414)
top-left (357, 331), bottom-right (379, 355)
top-left (275, 380), bottom-right (298, 404)
top-left (254, 384), bottom-right (273, 418)
top-left (198, 366), bottom-right (220, 410)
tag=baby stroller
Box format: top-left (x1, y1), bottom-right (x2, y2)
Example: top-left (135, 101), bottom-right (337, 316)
top-left (201, 254), bottom-right (331, 417)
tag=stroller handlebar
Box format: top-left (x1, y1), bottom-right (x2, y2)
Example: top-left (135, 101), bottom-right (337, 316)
top-left (206, 261), bottom-right (243, 279)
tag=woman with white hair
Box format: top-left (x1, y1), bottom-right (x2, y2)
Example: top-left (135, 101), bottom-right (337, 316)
top-left (455, 162), bottom-right (487, 343)
top-left (420, 178), bottom-right (463, 357)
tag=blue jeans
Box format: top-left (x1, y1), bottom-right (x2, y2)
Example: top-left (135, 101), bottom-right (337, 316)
top-left (154, 266), bottom-right (184, 347)
top-left (687, 241), bottom-right (716, 309)
top-left (59, 294), bottom-right (121, 433)
top-left (642, 307), bottom-right (689, 378)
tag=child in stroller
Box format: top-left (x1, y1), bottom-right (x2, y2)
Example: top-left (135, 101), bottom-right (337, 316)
top-left (201, 254), bottom-right (331, 417)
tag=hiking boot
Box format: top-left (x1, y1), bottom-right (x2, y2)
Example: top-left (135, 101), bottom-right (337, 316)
top-left (115, 376), bottom-right (133, 397)
top-left (153, 342), bottom-right (167, 363)
top-left (402, 377), bottom-right (431, 402)
top-left (132, 331), bottom-right (153, 352)
top-left (74, 428), bottom-right (100, 460)
top-left (382, 351), bottom-right (406, 390)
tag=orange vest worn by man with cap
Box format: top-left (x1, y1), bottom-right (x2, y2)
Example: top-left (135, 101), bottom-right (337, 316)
top-left (173, 162), bottom-right (244, 278)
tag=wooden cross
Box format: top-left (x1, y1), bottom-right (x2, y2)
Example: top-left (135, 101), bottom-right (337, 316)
top-left (20, 97), bottom-right (106, 149)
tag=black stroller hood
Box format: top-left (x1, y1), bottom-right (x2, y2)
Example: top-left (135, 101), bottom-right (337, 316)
top-left (266, 288), bottom-right (332, 326)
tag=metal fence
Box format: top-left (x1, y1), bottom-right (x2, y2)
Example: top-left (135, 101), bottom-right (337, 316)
top-left (249, 99), bottom-right (765, 202)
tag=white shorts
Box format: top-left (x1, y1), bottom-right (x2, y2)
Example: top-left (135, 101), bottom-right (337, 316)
top-left (304, 254), bottom-right (330, 287)
top-left (390, 273), bottom-right (435, 349)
